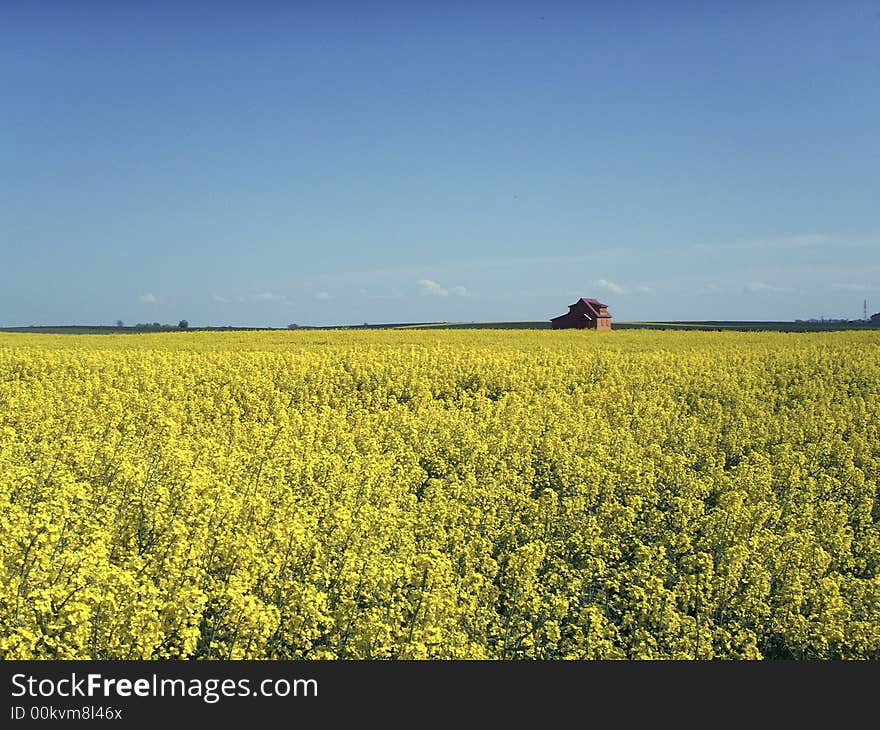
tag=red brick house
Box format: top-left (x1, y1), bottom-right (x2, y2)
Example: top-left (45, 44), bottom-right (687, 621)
top-left (550, 298), bottom-right (612, 330)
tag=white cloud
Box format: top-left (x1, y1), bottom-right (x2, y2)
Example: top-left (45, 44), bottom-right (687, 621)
top-left (740, 234), bottom-right (829, 250)
top-left (635, 285), bottom-right (655, 294)
top-left (254, 291), bottom-right (283, 302)
top-left (831, 282), bottom-right (873, 291)
top-left (139, 293), bottom-right (157, 304)
top-left (315, 291), bottom-right (331, 300)
top-left (363, 291), bottom-right (405, 300)
top-left (695, 234), bottom-right (831, 252)
top-left (212, 294), bottom-right (229, 303)
top-left (745, 281), bottom-right (792, 293)
top-left (418, 279), bottom-right (449, 296)
top-left (596, 279), bottom-right (625, 295)
top-left (769, 234), bottom-right (829, 249)
top-left (417, 280), bottom-right (467, 297)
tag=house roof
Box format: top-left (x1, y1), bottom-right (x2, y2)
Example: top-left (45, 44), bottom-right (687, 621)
top-left (577, 297), bottom-right (608, 308)
top-left (570, 298), bottom-right (610, 318)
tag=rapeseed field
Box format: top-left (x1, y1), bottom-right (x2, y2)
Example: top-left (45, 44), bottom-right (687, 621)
top-left (1, 330), bottom-right (878, 659)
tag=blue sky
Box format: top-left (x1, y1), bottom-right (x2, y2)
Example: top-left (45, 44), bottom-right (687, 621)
top-left (2, 1), bottom-right (879, 326)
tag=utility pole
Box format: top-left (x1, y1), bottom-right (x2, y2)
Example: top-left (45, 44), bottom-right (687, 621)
top-left (864, 299), bottom-right (868, 322)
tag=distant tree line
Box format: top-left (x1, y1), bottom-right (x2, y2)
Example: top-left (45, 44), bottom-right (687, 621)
top-left (129, 321), bottom-right (189, 329)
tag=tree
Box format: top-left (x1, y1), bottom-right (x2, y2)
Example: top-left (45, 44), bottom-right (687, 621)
top-left (116, 320), bottom-right (124, 328)
top-left (178, 320), bottom-right (189, 329)
top-left (288, 323), bottom-right (299, 330)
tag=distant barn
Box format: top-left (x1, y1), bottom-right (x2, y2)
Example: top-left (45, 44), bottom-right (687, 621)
top-left (551, 298), bottom-right (612, 330)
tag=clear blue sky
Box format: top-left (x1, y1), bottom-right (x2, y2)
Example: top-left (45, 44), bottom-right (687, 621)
top-left (3, 1), bottom-right (879, 326)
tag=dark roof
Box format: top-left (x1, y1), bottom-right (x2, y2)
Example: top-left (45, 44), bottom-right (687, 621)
top-left (577, 298), bottom-right (608, 309)
top-left (569, 298), bottom-right (610, 318)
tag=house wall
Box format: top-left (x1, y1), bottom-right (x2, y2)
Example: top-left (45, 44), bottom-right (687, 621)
top-left (552, 313), bottom-right (598, 329)
top-left (551, 301), bottom-right (613, 329)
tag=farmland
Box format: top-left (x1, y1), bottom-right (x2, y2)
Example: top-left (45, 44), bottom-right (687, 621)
top-left (3, 319), bottom-right (880, 334)
top-left (1, 329), bottom-right (879, 659)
